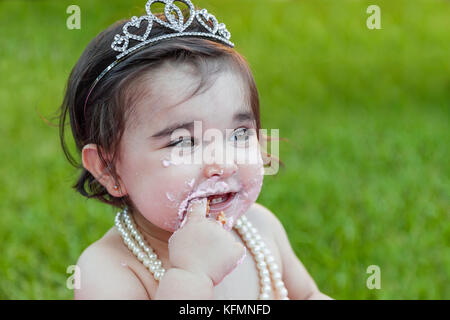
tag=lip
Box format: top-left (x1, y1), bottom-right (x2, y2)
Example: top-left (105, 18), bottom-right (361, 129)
top-left (207, 192), bottom-right (237, 213)
top-left (178, 187), bottom-right (241, 227)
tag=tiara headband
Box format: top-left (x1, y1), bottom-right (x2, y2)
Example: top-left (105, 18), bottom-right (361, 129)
top-left (83, 0), bottom-right (234, 119)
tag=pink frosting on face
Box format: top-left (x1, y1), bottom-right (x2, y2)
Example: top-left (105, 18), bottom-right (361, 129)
top-left (161, 152), bottom-right (264, 232)
top-left (185, 178), bottom-right (195, 188)
top-left (166, 192), bottom-right (176, 202)
top-left (161, 159), bottom-right (170, 167)
top-left (161, 158), bottom-right (178, 168)
top-left (177, 176), bottom-right (243, 229)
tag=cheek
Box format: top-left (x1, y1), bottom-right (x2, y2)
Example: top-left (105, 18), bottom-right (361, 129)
top-left (122, 156), bottom-right (200, 232)
top-left (225, 160), bottom-right (265, 227)
top-left (239, 147), bottom-right (265, 205)
top-left (235, 140), bottom-right (265, 208)
top-left (239, 163), bottom-right (265, 206)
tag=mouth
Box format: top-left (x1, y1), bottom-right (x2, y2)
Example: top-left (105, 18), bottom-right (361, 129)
top-left (206, 192), bottom-right (237, 213)
top-left (178, 191), bottom-right (239, 227)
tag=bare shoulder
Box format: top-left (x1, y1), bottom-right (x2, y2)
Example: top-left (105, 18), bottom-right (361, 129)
top-left (245, 202), bottom-right (285, 239)
top-left (74, 227), bottom-right (150, 300)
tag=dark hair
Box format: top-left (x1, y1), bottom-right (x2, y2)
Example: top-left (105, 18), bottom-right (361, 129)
top-left (58, 10), bottom-right (283, 210)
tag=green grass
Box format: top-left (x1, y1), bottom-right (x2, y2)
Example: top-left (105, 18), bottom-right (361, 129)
top-left (0, 0), bottom-right (448, 299)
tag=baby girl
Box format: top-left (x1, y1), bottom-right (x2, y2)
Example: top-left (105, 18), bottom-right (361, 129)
top-left (59, 0), bottom-right (331, 300)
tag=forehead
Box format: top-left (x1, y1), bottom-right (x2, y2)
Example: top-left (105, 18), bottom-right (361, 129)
top-left (128, 62), bottom-right (250, 130)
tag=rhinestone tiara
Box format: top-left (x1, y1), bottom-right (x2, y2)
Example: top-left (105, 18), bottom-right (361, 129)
top-left (84, 0), bottom-right (234, 119)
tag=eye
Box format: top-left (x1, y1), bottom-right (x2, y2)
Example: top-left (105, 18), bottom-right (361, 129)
top-left (231, 127), bottom-right (253, 145)
top-left (168, 136), bottom-right (196, 148)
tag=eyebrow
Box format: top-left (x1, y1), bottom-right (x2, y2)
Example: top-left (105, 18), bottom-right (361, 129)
top-left (150, 111), bottom-right (255, 139)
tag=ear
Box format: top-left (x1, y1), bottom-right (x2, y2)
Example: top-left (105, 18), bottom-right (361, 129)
top-left (81, 144), bottom-right (127, 197)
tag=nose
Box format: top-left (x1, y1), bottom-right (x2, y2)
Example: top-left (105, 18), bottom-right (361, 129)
top-left (204, 162), bottom-right (237, 179)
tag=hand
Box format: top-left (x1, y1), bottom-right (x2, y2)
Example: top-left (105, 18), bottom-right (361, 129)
top-left (168, 198), bottom-right (246, 286)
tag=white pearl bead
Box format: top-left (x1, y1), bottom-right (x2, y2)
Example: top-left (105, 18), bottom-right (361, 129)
top-left (268, 262), bottom-right (278, 271)
top-left (272, 271), bottom-right (282, 280)
top-left (262, 285), bottom-right (271, 295)
top-left (137, 252), bottom-right (145, 262)
top-left (255, 253), bottom-right (264, 262)
top-left (278, 287), bottom-right (288, 297)
top-left (257, 261), bottom-right (267, 269)
top-left (144, 247), bottom-right (152, 253)
top-left (260, 293), bottom-right (270, 300)
top-left (275, 280), bottom-right (285, 289)
top-left (261, 276), bottom-right (271, 285)
top-left (143, 258), bottom-right (150, 267)
top-left (266, 255), bottom-right (275, 263)
top-left (242, 233), bottom-right (251, 241)
top-left (259, 268), bottom-right (269, 277)
top-left (251, 245), bottom-right (261, 254)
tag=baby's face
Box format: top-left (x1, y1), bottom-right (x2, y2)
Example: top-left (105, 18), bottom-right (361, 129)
top-left (116, 62), bottom-right (264, 233)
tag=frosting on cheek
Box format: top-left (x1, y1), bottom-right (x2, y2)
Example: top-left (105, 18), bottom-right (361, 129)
top-left (165, 192), bottom-right (176, 202)
top-left (162, 179), bottom-right (196, 231)
top-left (161, 158), bottom-right (177, 168)
top-left (224, 176), bottom-right (263, 231)
top-left (186, 178), bottom-right (195, 188)
top-left (160, 182), bottom-right (197, 231)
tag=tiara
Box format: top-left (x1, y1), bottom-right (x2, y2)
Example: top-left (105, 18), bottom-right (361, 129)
top-left (113, 0), bottom-right (233, 59)
top-left (84, 0), bottom-right (234, 118)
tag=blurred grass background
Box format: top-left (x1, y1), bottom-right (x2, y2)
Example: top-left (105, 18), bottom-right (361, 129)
top-left (0, 0), bottom-right (448, 299)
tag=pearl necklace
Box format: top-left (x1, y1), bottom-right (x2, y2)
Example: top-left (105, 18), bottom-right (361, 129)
top-left (115, 207), bottom-right (289, 300)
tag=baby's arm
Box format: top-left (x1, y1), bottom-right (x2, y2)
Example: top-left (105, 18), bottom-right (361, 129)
top-left (74, 243), bottom-right (150, 300)
top-left (254, 204), bottom-right (333, 300)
